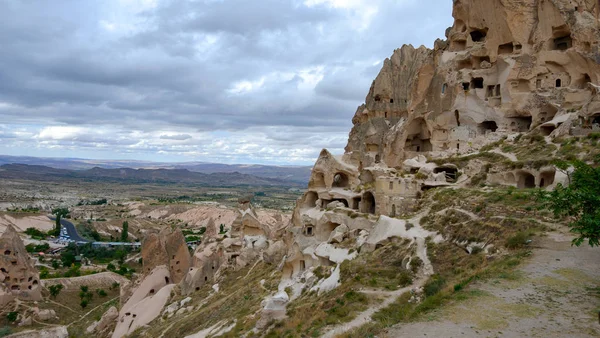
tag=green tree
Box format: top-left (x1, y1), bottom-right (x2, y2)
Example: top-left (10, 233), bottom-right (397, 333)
top-left (543, 159), bottom-right (600, 246)
top-left (5, 312), bottom-right (17, 323)
top-left (48, 284), bottom-right (63, 298)
top-left (51, 260), bottom-right (60, 270)
top-left (121, 221), bottom-right (129, 242)
top-left (80, 299), bottom-right (88, 309)
top-left (51, 207), bottom-right (69, 236)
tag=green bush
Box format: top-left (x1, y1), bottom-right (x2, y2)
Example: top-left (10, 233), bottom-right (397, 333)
top-left (24, 227), bottom-right (49, 240)
top-left (6, 312), bottom-right (17, 323)
top-left (49, 284), bottom-right (63, 298)
top-left (423, 274), bottom-right (446, 297)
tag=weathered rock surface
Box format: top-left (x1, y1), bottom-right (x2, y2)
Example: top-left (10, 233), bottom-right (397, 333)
top-left (281, 0), bottom-right (600, 311)
top-left (112, 266), bottom-right (174, 338)
top-left (0, 225), bottom-right (42, 305)
top-left (141, 227), bottom-right (190, 283)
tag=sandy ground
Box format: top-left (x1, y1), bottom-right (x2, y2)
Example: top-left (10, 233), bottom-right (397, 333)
top-left (0, 213), bottom-right (54, 233)
top-left (384, 232), bottom-right (600, 338)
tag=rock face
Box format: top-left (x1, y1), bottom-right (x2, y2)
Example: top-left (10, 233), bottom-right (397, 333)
top-left (285, 0), bottom-right (600, 281)
top-left (112, 266), bottom-right (174, 338)
top-left (179, 198), bottom-right (287, 295)
top-left (348, 0), bottom-right (600, 171)
top-left (141, 227), bottom-right (191, 283)
top-left (0, 225), bottom-right (42, 305)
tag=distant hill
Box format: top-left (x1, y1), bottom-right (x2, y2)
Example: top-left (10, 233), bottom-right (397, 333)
top-left (0, 155), bottom-right (312, 184)
top-left (0, 163), bottom-right (305, 187)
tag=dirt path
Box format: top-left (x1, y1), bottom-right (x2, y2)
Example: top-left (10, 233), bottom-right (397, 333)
top-left (322, 212), bottom-right (435, 337)
top-left (321, 281), bottom-right (425, 338)
top-left (385, 231), bottom-right (600, 338)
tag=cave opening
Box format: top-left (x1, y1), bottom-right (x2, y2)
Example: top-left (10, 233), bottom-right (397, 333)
top-left (471, 77), bottom-right (484, 89)
top-left (470, 28), bottom-right (488, 42)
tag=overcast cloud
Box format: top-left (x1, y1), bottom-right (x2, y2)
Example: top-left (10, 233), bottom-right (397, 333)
top-left (0, 0), bottom-right (452, 165)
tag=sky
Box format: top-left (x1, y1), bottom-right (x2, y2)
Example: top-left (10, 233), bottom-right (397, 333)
top-left (0, 0), bottom-right (453, 165)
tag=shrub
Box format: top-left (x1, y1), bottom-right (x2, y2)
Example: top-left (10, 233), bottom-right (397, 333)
top-left (49, 284), bottom-right (63, 298)
top-left (505, 231), bottom-right (533, 249)
top-left (409, 257), bottom-right (423, 273)
top-left (423, 274), bottom-right (446, 297)
top-left (398, 271), bottom-right (413, 287)
top-left (80, 299), bottom-right (88, 309)
top-left (6, 312), bottom-right (17, 323)
top-left (96, 289), bottom-right (107, 297)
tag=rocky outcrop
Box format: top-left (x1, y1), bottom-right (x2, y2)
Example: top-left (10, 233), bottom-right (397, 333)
top-left (0, 225), bottom-right (42, 305)
top-left (179, 198), bottom-right (287, 295)
top-left (283, 0), bottom-right (600, 300)
top-left (141, 227), bottom-right (190, 283)
top-left (112, 265), bottom-right (174, 338)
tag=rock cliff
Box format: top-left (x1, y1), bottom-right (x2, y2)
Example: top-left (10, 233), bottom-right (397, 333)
top-left (0, 225), bottom-right (42, 305)
top-left (284, 0), bottom-right (599, 296)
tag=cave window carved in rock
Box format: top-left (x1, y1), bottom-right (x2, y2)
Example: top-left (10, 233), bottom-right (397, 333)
top-left (553, 35), bottom-right (572, 51)
top-left (556, 79), bottom-right (562, 88)
top-left (433, 166), bottom-right (459, 183)
top-left (470, 28), bottom-right (488, 42)
top-left (303, 191), bottom-right (318, 209)
top-left (351, 197), bottom-right (361, 210)
top-left (3, 250), bottom-right (10, 255)
top-left (479, 121), bottom-right (498, 134)
top-left (539, 171), bottom-right (556, 188)
top-left (333, 173), bottom-right (349, 188)
top-left (498, 42), bottom-right (514, 55)
top-left (404, 118), bottom-right (432, 152)
top-left (471, 77), bottom-right (484, 89)
top-left (462, 82), bottom-right (470, 91)
top-left (517, 172), bottom-right (536, 189)
top-left (304, 226), bottom-right (314, 237)
top-left (362, 192), bottom-right (376, 215)
top-left (374, 95), bottom-right (381, 102)
top-left (486, 85), bottom-right (495, 98)
top-left (442, 83), bottom-right (447, 94)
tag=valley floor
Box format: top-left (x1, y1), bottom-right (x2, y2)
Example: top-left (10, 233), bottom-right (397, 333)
top-left (384, 231), bottom-right (600, 338)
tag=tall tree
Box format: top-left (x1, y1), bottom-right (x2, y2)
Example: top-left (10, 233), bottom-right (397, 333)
top-left (51, 207), bottom-right (69, 236)
top-left (121, 221), bottom-right (129, 242)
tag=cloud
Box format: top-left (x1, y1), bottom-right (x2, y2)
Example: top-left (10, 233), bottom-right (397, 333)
top-left (159, 133), bottom-right (192, 140)
top-left (0, 0), bottom-right (453, 164)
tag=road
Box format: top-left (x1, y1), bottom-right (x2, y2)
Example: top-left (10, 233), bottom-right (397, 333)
top-left (48, 216), bottom-right (90, 242)
top-left (59, 218), bottom-right (90, 242)
top-left (48, 216), bottom-right (141, 247)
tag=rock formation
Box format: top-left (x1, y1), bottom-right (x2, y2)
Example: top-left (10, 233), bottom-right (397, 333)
top-left (113, 265), bottom-right (175, 338)
top-left (0, 225), bottom-right (42, 305)
top-left (141, 227), bottom-right (191, 283)
top-left (282, 0), bottom-right (600, 296)
top-left (180, 198), bottom-right (287, 295)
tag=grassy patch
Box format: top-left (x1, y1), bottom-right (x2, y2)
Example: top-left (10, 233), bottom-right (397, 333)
top-left (344, 251), bottom-right (529, 338)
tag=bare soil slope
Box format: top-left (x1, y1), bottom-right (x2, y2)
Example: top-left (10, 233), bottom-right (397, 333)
top-left (385, 232), bottom-right (600, 338)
